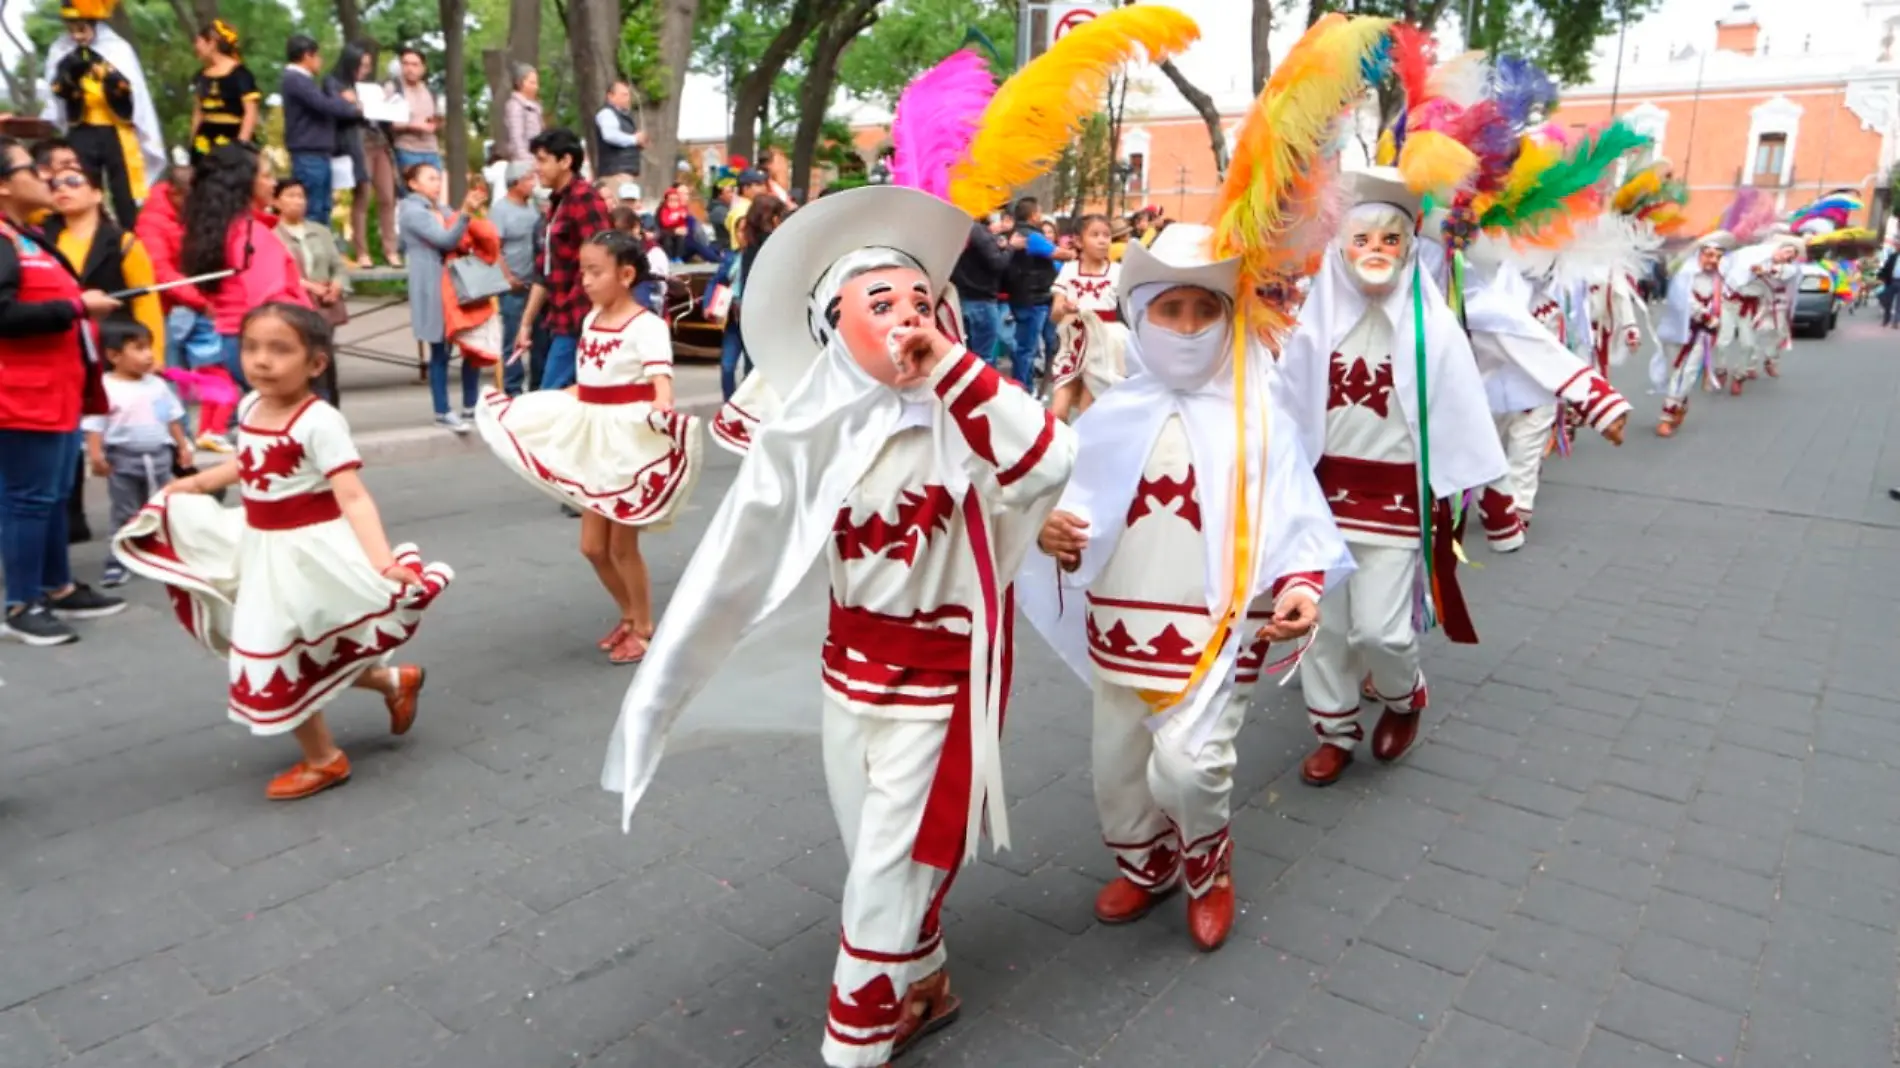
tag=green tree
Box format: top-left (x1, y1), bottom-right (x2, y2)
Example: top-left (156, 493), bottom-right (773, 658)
top-left (833, 0), bottom-right (1015, 108)
top-left (1304, 0), bottom-right (1663, 85)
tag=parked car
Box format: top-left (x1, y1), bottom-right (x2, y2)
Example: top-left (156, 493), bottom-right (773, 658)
top-left (1792, 264), bottom-right (1839, 338)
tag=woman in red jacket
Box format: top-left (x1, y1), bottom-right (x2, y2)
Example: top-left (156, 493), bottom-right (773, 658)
top-left (0, 136), bottom-right (127, 646)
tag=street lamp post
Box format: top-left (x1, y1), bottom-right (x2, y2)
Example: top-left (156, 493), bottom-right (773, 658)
top-left (1608, 0), bottom-right (1630, 117)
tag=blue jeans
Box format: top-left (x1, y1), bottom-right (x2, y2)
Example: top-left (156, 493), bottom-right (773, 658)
top-left (291, 153), bottom-right (333, 228)
top-left (428, 341), bottom-right (480, 415)
top-left (394, 149), bottom-right (443, 176)
top-left (720, 320), bottom-right (751, 399)
top-left (0, 429), bottom-right (79, 608)
top-left (219, 333), bottom-right (249, 392)
top-left (1010, 302), bottom-right (1050, 392)
top-left (498, 289), bottom-right (529, 394)
top-left (167, 307), bottom-right (222, 369)
top-left (541, 333), bottom-right (579, 390)
top-left (960, 297), bottom-right (1004, 369)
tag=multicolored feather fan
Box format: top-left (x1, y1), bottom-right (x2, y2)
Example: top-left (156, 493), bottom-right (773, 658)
top-left (889, 51), bottom-right (997, 201)
top-left (1789, 192), bottom-right (1863, 236)
top-left (1474, 121), bottom-right (1651, 239)
top-left (1209, 12), bottom-right (1394, 346)
top-left (948, 4), bottom-right (1199, 217)
top-left (1719, 187), bottom-right (1778, 245)
top-left (1610, 161), bottom-right (1688, 235)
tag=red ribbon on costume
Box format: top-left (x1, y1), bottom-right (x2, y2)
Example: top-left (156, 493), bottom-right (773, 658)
top-left (1430, 497), bottom-right (1477, 644)
top-left (576, 382), bottom-right (657, 405)
top-left (244, 490), bottom-right (342, 530)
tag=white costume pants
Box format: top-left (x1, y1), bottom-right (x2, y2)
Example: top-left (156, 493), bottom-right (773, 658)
top-left (1093, 675), bottom-right (1247, 899)
top-left (1479, 405), bottom-right (1556, 547)
top-left (1716, 300), bottom-right (1759, 377)
top-left (820, 699), bottom-right (953, 1067)
top-left (1661, 331), bottom-right (1714, 417)
top-left (1301, 543), bottom-right (1424, 751)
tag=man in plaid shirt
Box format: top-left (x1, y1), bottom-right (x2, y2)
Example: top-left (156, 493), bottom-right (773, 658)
top-left (514, 128), bottom-right (613, 390)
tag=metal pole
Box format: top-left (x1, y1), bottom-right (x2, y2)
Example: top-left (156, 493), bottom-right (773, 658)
top-left (1608, 0), bottom-right (1629, 117)
top-left (1683, 48), bottom-right (1707, 186)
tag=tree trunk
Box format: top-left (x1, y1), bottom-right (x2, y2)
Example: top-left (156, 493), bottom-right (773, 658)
top-left (193, 0), bottom-right (218, 31)
top-left (336, 0), bottom-right (362, 46)
top-left (728, 0), bottom-right (819, 164)
top-left (442, 0), bottom-right (470, 202)
top-left (482, 47), bottom-right (508, 139)
top-left (1251, 0), bottom-right (1272, 95)
top-left (791, 0), bottom-right (876, 197)
top-left (640, 0), bottom-right (700, 192)
top-left (105, 3), bottom-right (135, 42)
top-left (1157, 58), bottom-right (1230, 180)
top-left (1306, 0), bottom-right (1326, 27)
top-left (507, 0), bottom-right (540, 66)
top-left (566, 0), bottom-right (620, 166)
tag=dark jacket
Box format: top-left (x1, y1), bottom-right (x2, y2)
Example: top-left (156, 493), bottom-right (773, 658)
top-left (596, 105), bottom-right (643, 177)
top-left (324, 73), bottom-right (368, 180)
top-left (280, 66), bottom-right (360, 155)
top-left (1005, 241), bottom-right (1058, 307)
top-left (950, 221), bottom-right (1011, 302)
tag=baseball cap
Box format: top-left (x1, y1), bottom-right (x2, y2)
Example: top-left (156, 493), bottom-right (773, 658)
top-left (738, 169), bottom-right (767, 187)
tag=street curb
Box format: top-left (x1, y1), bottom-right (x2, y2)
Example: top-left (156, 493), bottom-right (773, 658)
top-left (351, 392), bottom-right (728, 466)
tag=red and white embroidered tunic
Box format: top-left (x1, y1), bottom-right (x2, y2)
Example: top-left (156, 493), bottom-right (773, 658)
top-left (1317, 310), bottom-right (1419, 549)
top-left (1055, 262), bottom-right (1121, 322)
top-left (1084, 417), bottom-right (1322, 693)
top-left (114, 395), bottom-right (452, 736)
top-left (822, 348), bottom-right (1066, 719)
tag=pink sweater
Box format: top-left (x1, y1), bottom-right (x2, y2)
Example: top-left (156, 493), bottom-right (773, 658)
top-left (209, 210), bottom-right (313, 336)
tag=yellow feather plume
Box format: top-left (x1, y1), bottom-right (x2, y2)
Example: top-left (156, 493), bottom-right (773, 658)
top-left (1398, 129), bottom-right (1477, 199)
top-left (1496, 136), bottom-right (1561, 213)
top-left (1375, 128), bottom-right (1398, 166)
top-left (1210, 13), bottom-right (1393, 346)
top-left (948, 5), bottom-right (1200, 217)
top-left (1612, 166), bottom-right (1662, 213)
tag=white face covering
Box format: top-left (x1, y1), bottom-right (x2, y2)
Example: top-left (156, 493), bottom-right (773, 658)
top-left (1130, 283), bottom-right (1232, 393)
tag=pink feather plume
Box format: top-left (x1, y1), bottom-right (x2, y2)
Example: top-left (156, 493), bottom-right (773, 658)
top-left (890, 50), bottom-right (997, 201)
top-left (1720, 187), bottom-right (1776, 244)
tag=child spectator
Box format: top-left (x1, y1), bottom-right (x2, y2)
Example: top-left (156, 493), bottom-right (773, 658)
top-left (82, 320), bottom-right (196, 587)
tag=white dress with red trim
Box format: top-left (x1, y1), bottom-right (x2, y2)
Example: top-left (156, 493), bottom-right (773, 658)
top-left (1050, 262), bottom-right (1130, 401)
top-left (112, 395), bottom-right (453, 736)
top-left (476, 307), bottom-right (702, 526)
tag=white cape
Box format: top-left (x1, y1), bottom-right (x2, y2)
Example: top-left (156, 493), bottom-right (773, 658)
top-left (39, 25), bottom-right (166, 181)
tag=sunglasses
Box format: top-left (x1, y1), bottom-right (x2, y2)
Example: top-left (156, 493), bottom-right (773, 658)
top-left (46, 174), bottom-right (89, 191)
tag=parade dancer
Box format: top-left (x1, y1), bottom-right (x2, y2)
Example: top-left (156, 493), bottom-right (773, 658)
top-left (113, 304), bottom-right (450, 799)
top-left (1048, 213), bottom-right (1130, 420)
top-left (1709, 191), bottom-right (1777, 395)
top-left (1026, 226), bottom-right (1351, 950)
top-left (1278, 167), bottom-right (1507, 786)
top-left (476, 231), bottom-right (702, 664)
top-left (604, 13), bottom-right (1193, 1063)
top-left (1652, 231), bottom-right (1735, 438)
top-left (1758, 237), bottom-right (1801, 378)
top-left (1462, 243), bottom-right (1631, 551)
top-left (39, 0), bottom-right (165, 226)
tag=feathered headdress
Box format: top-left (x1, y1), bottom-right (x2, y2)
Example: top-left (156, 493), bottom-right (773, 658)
top-left (948, 4), bottom-right (1200, 217)
top-left (1789, 192), bottom-right (1862, 236)
top-left (1719, 187), bottom-right (1778, 245)
top-left (1610, 161), bottom-right (1688, 235)
top-left (1381, 24), bottom-right (1483, 201)
top-left (1209, 12), bottom-right (1394, 345)
top-left (1473, 121), bottom-right (1650, 242)
top-left (889, 51), bottom-right (996, 201)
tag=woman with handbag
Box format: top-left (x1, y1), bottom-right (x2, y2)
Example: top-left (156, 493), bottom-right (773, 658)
top-left (398, 161), bottom-right (486, 432)
top-left (274, 177), bottom-right (348, 404)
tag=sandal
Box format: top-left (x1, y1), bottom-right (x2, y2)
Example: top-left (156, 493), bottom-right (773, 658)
top-left (265, 751), bottom-right (352, 800)
top-left (608, 631), bottom-right (649, 665)
top-left (887, 970), bottom-right (961, 1062)
top-left (598, 620), bottom-right (632, 651)
top-left (384, 664), bottom-right (425, 735)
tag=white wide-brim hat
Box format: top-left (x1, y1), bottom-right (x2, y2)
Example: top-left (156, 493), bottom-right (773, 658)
top-left (1118, 223), bottom-right (1240, 320)
top-left (1343, 166), bottom-right (1424, 220)
top-left (742, 185), bottom-right (973, 396)
top-left (1697, 229), bottom-right (1738, 252)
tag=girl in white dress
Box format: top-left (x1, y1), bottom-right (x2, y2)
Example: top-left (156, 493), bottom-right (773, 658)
top-left (1049, 214), bottom-right (1130, 420)
top-left (476, 231), bottom-right (701, 664)
top-left (114, 303), bottom-right (452, 801)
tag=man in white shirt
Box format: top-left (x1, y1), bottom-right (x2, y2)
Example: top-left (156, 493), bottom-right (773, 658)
top-left (595, 78), bottom-right (645, 203)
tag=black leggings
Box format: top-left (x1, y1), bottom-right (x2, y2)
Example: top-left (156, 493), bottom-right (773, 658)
top-left (69, 124), bottom-right (139, 228)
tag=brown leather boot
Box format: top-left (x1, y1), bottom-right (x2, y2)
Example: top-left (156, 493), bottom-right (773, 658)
top-left (1094, 877), bottom-right (1177, 924)
top-left (1301, 743), bottom-right (1353, 786)
top-left (1371, 710), bottom-right (1420, 763)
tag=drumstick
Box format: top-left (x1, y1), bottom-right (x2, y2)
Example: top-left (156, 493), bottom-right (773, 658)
top-left (107, 270), bottom-right (237, 300)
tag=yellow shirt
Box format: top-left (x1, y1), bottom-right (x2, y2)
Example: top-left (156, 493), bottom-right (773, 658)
top-left (57, 226), bottom-right (168, 370)
top-left (78, 70), bottom-right (116, 128)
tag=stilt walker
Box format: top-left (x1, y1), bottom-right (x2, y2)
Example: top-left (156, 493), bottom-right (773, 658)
top-left (1653, 230), bottom-right (1736, 437)
top-left (38, 0), bottom-right (165, 226)
top-left (1277, 160), bottom-right (1508, 786)
top-left (1023, 12), bottom-right (1381, 950)
top-left (602, 13), bottom-right (1196, 1065)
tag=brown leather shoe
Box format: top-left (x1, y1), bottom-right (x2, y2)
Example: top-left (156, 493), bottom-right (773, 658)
top-left (888, 969), bottom-right (961, 1061)
top-left (1301, 743), bottom-right (1352, 786)
top-left (1729, 376), bottom-right (1744, 396)
top-left (385, 665), bottom-right (425, 735)
top-left (1094, 876), bottom-right (1176, 924)
top-left (1371, 710), bottom-right (1420, 763)
top-left (266, 751), bottom-right (351, 800)
top-left (1187, 866), bottom-right (1235, 952)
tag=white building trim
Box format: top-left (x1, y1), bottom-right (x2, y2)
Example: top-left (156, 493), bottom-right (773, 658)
top-left (1745, 93), bottom-right (1804, 185)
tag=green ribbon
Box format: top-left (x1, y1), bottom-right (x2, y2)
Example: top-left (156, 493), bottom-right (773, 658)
top-left (1411, 259), bottom-right (1435, 627)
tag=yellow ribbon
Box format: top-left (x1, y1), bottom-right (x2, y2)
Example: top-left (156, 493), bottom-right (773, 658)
top-left (1145, 318), bottom-right (1256, 715)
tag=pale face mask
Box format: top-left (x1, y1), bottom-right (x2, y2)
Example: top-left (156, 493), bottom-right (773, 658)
top-left (1339, 203), bottom-right (1414, 295)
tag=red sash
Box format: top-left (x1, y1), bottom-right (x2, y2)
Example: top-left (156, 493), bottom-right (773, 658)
top-left (577, 382), bottom-right (656, 405)
top-left (245, 491), bottom-right (342, 530)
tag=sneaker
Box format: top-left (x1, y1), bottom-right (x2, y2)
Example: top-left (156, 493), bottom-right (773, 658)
top-left (435, 412), bottom-right (471, 435)
top-left (461, 407), bottom-right (477, 425)
top-left (47, 583), bottom-right (127, 620)
top-left (1, 603), bottom-right (77, 646)
top-left (196, 433), bottom-right (235, 454)
top-left (100, 562), bottom-right (129, 588)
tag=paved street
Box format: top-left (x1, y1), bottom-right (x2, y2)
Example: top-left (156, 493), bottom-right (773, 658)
top-left (5, 315), bottom-right (1900, 1068)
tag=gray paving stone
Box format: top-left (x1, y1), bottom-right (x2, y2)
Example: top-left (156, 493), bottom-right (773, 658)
top-left (1455, 959), bottom-right (1600, 1049)
top-left (146, 977), bottom-right (325, 1066)
top-left (0, 1005), bottom-right (63, 1068)
top-left (59, 1032), bottom-right (181, 1068)
top-left (1533, 846), bottom-right (1659, 903)
top-left (1641, 888), bottom-right (1771, 961)
top-left (1619, 931), bottom-right (1755, 1013)
top-left (172, 904), bottom-right (336, 995)
top-left (1271, 991), bottom-right (1425, 1068)
top-left (399, 939), bottom-right (559, 1032)
top-left (1739, 1002), bottom-right (1895, 1068)
top-left (1595, 975), bottom-right (1743, 1067)
top-left (1399, 862), bottom-right (1517, 930)
top-left (1359, 899), bottom-right (1490, 976)
top-left (1578, 1029), bottom-right (1704, 1068)
top-left (1093, 981), bottom-right (1273, 1067)
top-left (1658, 852), bottom-right (1778, 918)
top-left (30, 954), bottom-right (208, 1054)
top-left (285, 924), bottom-right (439, 1014)
top-left (413, 1011), bottom-right (565, 1068)
top-left (268, 997), bottom-right (451, 1067)
top-left (1320, 942), bottom-right (1456, 1027)
top-left (1412, 1011), bottom-right (1571, 1068)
